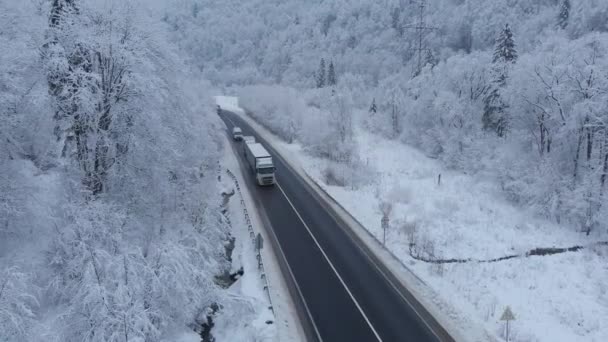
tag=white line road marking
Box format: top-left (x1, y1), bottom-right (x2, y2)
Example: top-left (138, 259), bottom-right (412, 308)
top-left (275, 182), bottom-right (383, 342)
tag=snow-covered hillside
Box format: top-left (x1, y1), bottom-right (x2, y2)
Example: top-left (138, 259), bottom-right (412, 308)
top-left (295, 131), bottom-right (608, 342)
top-left (170, 0), bottom-right (608, 236)
top-left (0, 1), bottom-right (270, 341)
top-left (231, 99), bottom-right (608, 342)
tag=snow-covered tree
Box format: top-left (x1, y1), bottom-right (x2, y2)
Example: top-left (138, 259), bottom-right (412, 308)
top-left (316, 58), bottom-right (326, 88)
top-left (390, 94), bottom-right (400, 139)
top-left (44, 0), bottom-right (136, 196)
top-left (369, 98), bottom-right (377, 115)
top-left (483, 23), bottom-right (518, 137)
top-left (0, 267), bottom-right (38, 341)
top-left (506, 33), bottom-right (608, 234)
top-left (557, 0), bottom-right (570, 30)
top-left (492, 24), bottom-right (518, 64)
top-left (482, 85), bottom-right (507, 137)
top-left (328, 60), bottom-right (337, 86)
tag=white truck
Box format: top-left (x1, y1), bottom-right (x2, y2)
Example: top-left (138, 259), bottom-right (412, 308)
top-left (232, 127), bottom-right (243, 141)
top-left (244, 142), bottom-right (276, 186)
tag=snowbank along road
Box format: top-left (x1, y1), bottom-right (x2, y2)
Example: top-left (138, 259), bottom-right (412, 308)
top-left (218, 109), bottom-right (456, 342)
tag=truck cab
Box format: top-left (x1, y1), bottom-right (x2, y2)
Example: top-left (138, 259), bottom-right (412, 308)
top-left (244, 142), bottom-right (276, 186)
top-left (255, 157), bottom-right (276, 186)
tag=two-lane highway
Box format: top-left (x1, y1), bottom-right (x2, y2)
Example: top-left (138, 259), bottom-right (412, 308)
top-left (219, 109), bottom-right (454, 342)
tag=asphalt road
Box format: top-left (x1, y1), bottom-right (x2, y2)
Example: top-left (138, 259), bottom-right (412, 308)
top-left (219, 110), bottom-right (455, 342)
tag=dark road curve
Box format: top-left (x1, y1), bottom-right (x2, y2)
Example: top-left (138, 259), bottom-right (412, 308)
top-left (219, 109), bottom-right (455, 342)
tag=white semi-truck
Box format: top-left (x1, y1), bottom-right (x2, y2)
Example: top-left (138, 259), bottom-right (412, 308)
top-left (244, 142), bottom-right (276, 186)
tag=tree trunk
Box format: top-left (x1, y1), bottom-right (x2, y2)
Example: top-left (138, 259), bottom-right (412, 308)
top-left (573, 127), bottom-right (583, 181)
top-left (539, 116), bottom-right (545, 156)
top-left (586, 126), bottom-right (593, 162)
top-left (600, 129), bottom-right (608, 190)
top-left (602, 142), bottom-right (608, 188)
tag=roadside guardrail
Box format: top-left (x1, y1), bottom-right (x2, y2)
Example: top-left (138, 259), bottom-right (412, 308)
top-left (226, 168), bottom-right (275, 317)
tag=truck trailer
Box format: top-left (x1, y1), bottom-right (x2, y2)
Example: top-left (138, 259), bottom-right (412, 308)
top-left (244, 142), bottom-right (276, 186)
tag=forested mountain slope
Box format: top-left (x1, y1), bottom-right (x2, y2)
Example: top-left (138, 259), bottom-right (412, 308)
top-left (2, 0), bottom-right (607, 341)
top-left (1, 1), bottom-right (236, 341)
top-left (169, 0), bottom-right (608, 235)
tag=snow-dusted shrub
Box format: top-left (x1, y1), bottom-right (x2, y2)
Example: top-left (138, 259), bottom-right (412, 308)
top-left (0, 267), bottom-right (38, 341)
top-left (300, 105), bottom-right (336, 158)
top-left (322, 164), bottom-right (348, 187)
top-left (401, 219), bottom-right (419, 248)
top-left (350, 160), bottom-right (377, 189)
top-left (321, 156), bottom-right (374, 189)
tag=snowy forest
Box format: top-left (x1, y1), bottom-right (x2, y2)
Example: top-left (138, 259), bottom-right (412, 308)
top-left (169, 0), bottom-right (608, 235)
top-left (1, 1), bottom-right (235, 341)
top-left (2, 0), bottom-right (608, 341)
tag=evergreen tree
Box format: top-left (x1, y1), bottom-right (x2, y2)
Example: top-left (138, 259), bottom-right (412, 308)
top-left (484, 23), bottom-right (518, 137)
top-left (557, 0), bottom-right (570, 30)
top-left (316, 58), bottom-right (326, 88)
top-left (369, 98), bottom-right (377, 115)
top-left (49, 0), bottom-right (79, 28)
top-left (482, 86), bottom-right (508, 137)
top-left (492, 24), bottom-right (518, 64)
top-left (327, 60), bottom-right (337, 86)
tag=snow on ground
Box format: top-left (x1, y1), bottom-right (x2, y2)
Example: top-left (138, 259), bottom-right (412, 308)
top-left (214, 127), bottom-right (304, 342)
top-left (168, 331), bottom-right (202, 342)
top-left (0, 160), bottom-right (60, 262)
top-left (315, 132), bottom-right (608, 342)
top-left (0, 159), bottom-right (67, 340)
top-left (219, 96), bottom-right (608, 342)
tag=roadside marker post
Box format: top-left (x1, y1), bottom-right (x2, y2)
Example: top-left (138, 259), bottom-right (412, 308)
top-left (256, 233), bottom-right (264, 251)
top-left (381, 215), bottom-right (389, 246)
top-left (500, 306), bottom-right (515, 342)
top-left (256, 233), bottom-right (264, 269)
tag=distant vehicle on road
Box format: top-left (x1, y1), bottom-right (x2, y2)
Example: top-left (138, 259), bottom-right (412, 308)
top-left (244, 142), bottom-right (276, 186)
top-left (232, 127), bottom-right (243, 141)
